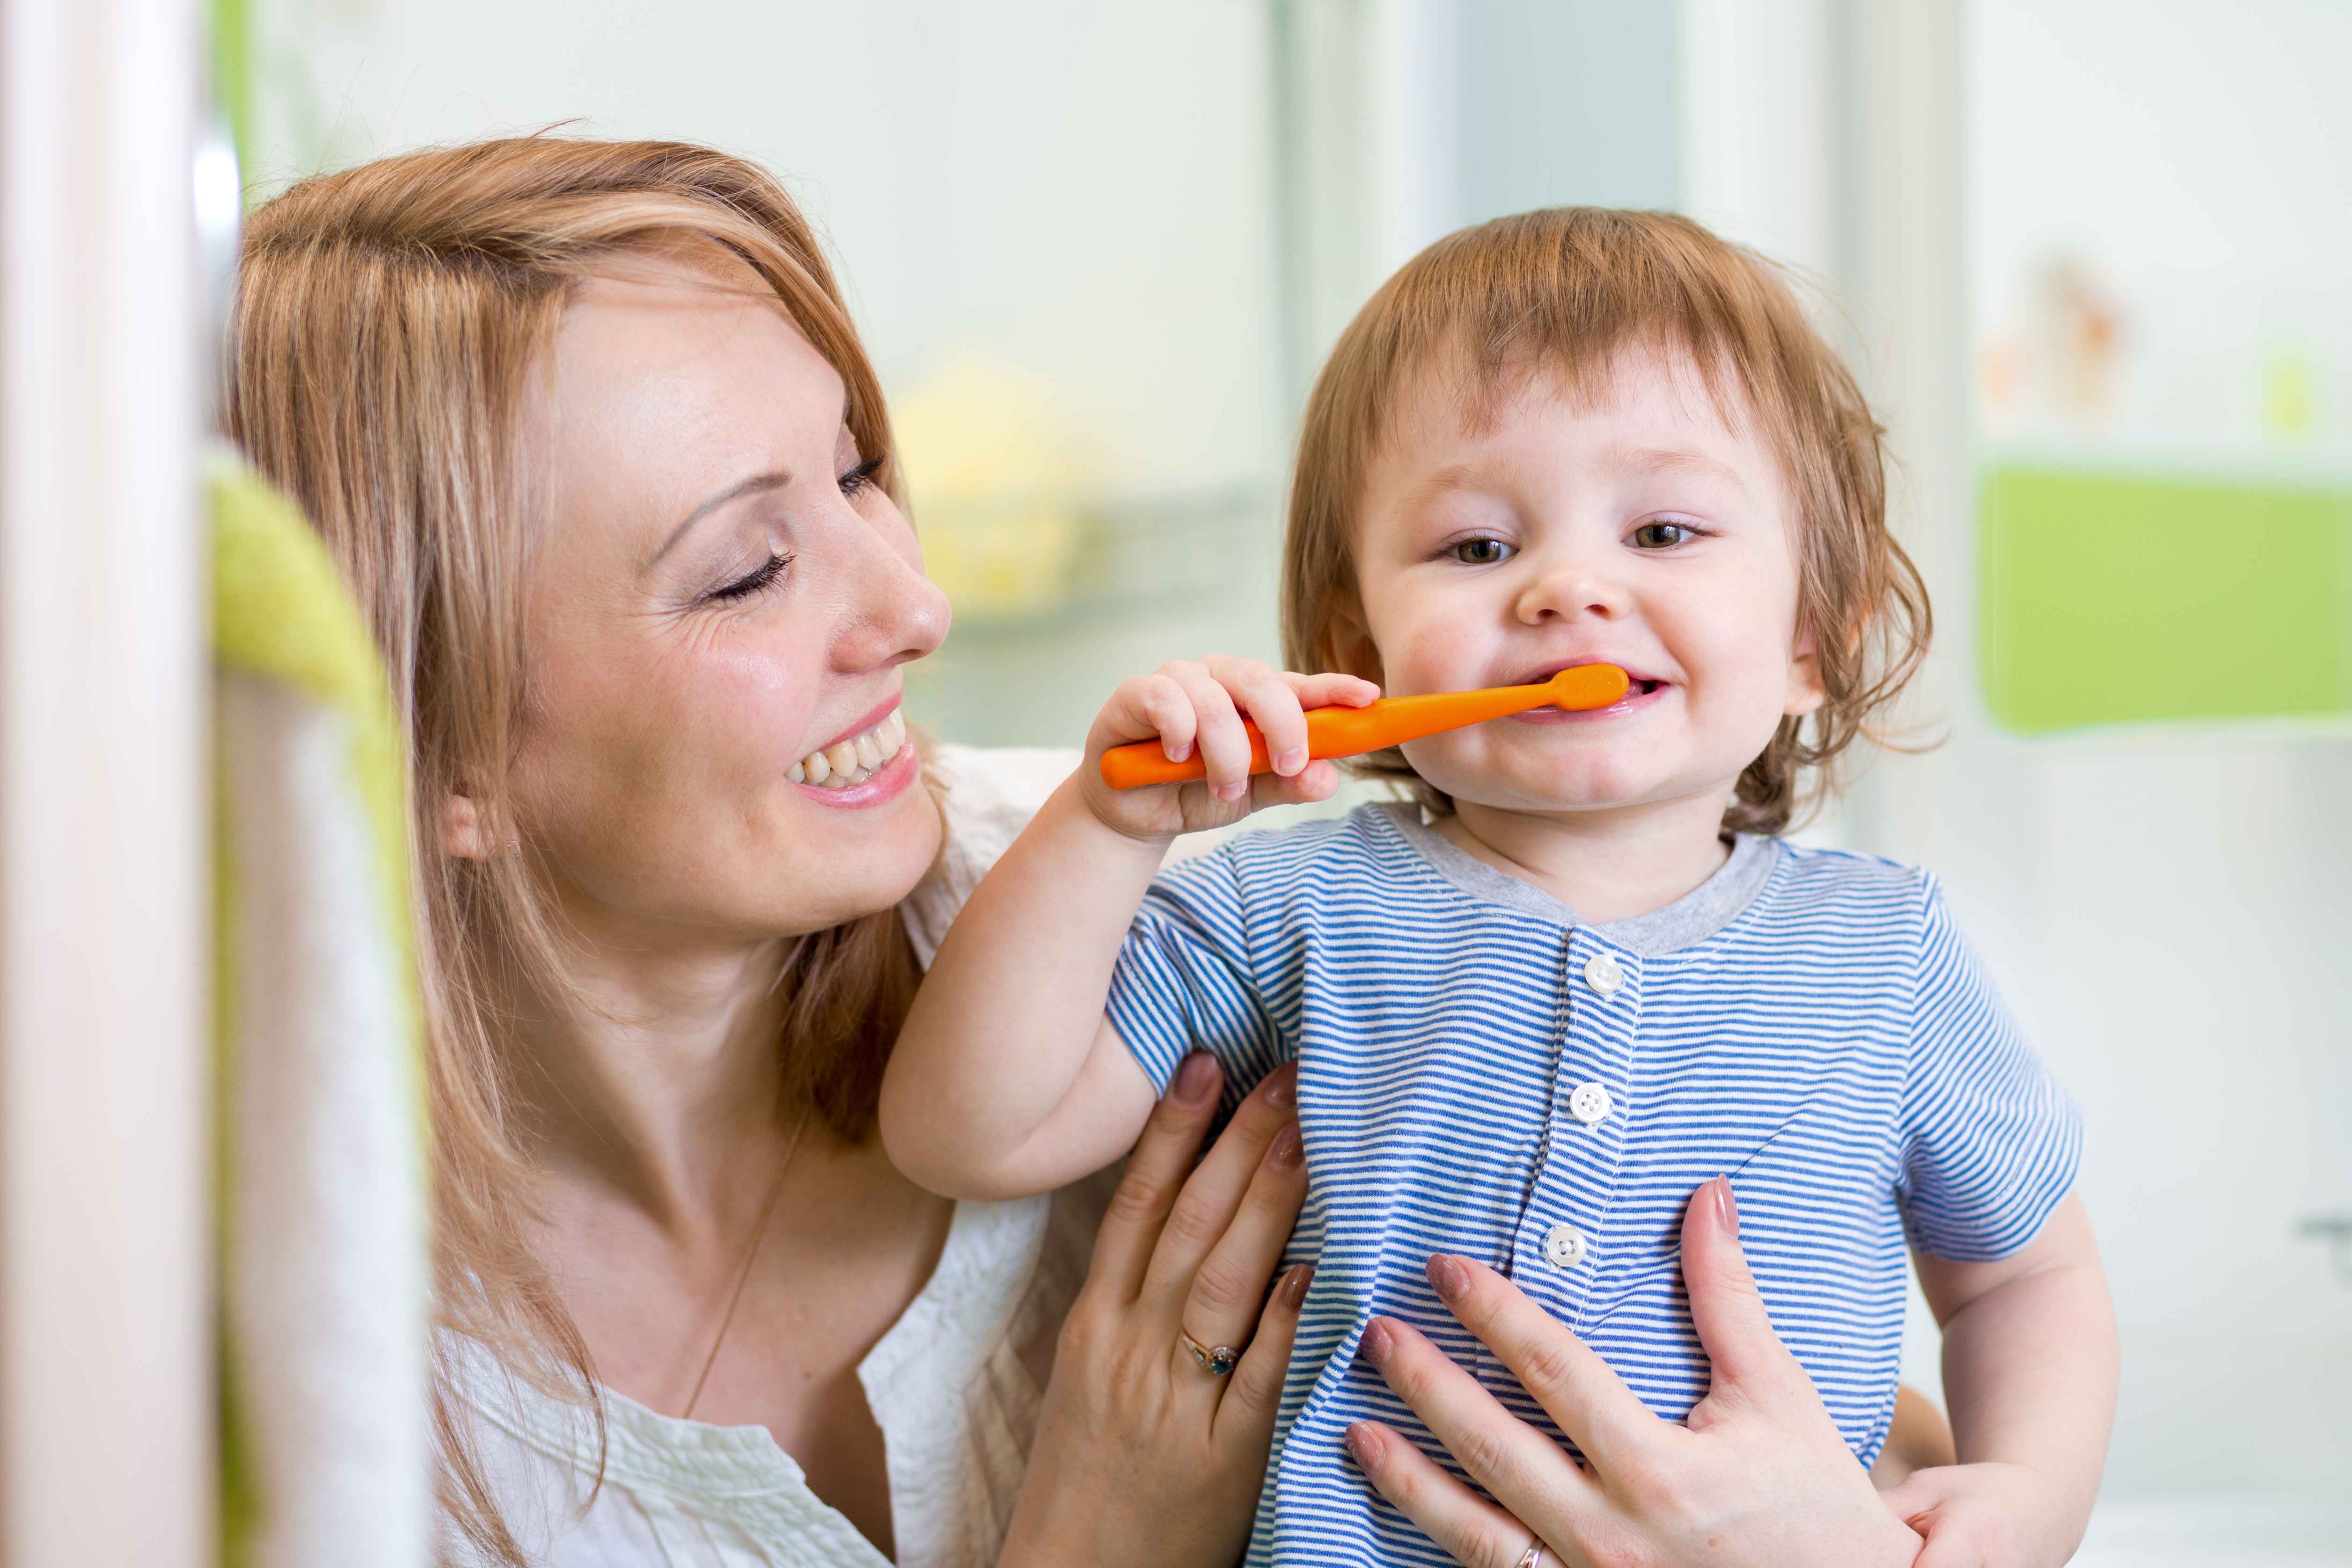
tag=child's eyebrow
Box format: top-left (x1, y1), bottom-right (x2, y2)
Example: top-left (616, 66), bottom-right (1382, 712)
top-left (1401, 462), bottom-right (1485, 507)
top-left (1616, 445), bottom-right (1751, 496)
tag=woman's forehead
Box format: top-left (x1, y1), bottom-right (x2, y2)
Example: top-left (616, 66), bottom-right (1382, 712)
top-left (544, 264), bottom-right (843, 529)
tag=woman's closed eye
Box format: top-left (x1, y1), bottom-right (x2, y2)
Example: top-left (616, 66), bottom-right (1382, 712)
top-left (838, 454), bottom-right (882, 498)
top-left (706, 550), bottom-right (793, 602)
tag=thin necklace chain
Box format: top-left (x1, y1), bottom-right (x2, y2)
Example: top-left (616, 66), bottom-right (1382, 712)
top-left (681, 1106), bottom-right (812, 1423)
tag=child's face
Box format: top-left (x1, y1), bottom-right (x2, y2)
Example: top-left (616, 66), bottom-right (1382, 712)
top-left (1346, 345), bottom-right (1824, 820)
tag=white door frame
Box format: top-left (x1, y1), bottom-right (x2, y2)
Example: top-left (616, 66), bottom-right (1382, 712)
top-left (0, 1), bottom-right (211, 1563)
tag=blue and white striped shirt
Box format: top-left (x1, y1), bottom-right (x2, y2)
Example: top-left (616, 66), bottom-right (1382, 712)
top-left (1106, 803), bottom-right (2080, 1568)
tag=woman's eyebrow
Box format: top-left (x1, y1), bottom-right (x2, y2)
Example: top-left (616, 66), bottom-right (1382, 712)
top-left (646, 470), bottom-right (790, 570)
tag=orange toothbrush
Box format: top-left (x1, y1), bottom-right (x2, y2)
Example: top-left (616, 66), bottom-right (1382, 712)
top-left (1099, 664), bottom-right (1631, 790)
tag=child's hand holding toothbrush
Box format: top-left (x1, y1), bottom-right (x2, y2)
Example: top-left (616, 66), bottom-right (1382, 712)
top-left (1079, 656), bottom-right (1380, 840)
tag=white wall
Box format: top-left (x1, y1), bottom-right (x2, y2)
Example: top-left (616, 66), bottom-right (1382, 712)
top-left (1909, 0), bottom-right (2352, 1498)
top-left (249, 0), bottom-right (1286, 504)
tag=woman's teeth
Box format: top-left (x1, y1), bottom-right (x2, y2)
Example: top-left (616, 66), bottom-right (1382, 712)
top-left (789, 709), bottom-right (908, 789)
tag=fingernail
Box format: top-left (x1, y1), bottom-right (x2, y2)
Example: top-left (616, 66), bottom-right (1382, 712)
top-left (1165, 740), bottom-right (1191, 762)
top-left (1277, 747), bottom-right (1306, 775)
top-left (1358, 1319), bottom-right (1393, 1366)
top-left (1268, 1123), bottom-right (1303, 1169)
top-left (1172, 1053), bottom-right (1216, 1105)
top-left (1216, 781), bottom-right (1246, 803)
top-left (1282, 1263), bottom-right (1314, 1308)
top-left (1426, 1253), bottom-right (1470, 1302)
top-left (1713, 1175), bottom-right (1739, 1235)
top-left (1264, 1066), bottom-right (1297, 1110)
top-left (1344, 1422), bottom-right (1381, 1469)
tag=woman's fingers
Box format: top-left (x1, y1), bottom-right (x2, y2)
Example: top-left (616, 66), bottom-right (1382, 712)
top-left (1216, 1261), bottom-right (1311, 1445)
top-left (1084, 1053), bottom-right (1225, 1303)
top-left (1175, 1116), bottom-right (1308, 1370)
top-left (1356, 1315), bottom-right (1604, 1529)
top-left (1679, 1177), bottom-right (1810, 1414)
top-left (1343, 1421), bottom-right (1562, 1568)
top-left (1138, 1062), bottom-right (1298, 1312)
top-left (1424, 1253), bottom-right (1660, 1474)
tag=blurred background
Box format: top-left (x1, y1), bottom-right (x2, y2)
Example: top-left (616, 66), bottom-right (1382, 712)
top-left (2, 1), bottom-right (2345, 1563)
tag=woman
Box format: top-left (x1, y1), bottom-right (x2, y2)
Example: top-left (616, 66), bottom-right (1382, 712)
top-left (226, 137), bottom-right (1961, 1567)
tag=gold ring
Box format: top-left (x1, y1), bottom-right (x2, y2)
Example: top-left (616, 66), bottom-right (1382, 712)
top-left (1178, 1327), bottom-right (1239, 1377)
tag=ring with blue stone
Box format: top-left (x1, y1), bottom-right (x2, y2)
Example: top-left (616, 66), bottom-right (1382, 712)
top-left (1179, 1328), bottom-right (1238, 1377)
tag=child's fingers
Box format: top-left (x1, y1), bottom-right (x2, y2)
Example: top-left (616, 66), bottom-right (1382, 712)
top-left (1205, 656), bottom-right (1312, 779)
top-left (1162, 661), bottom-right (1253, 802)
top-left (1287, 671), bottom-right (1382, 711)
top-left (1100, 672), bottom-right (1198, 763)
top-left (1249, 759), bottom-right (1342, 811)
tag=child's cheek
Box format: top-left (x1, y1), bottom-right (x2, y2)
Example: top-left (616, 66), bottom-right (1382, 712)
top-left (1379, 616), bottom-right (1482, 698)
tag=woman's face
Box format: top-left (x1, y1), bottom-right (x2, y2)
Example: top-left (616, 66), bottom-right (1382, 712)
top-left (502, 250), bottom-right (950, 948)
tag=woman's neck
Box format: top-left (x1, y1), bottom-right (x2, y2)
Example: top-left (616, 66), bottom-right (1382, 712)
top-left (1440, 787), bottom-right (1736, 926)
top-left (505, 930), bottom-right (806, 1227)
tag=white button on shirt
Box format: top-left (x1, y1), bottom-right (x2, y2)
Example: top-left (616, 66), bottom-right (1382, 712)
top-left (1543, 1223), bottom-right (1590, 1268)
top-left (1568, 1082), bottom-right (1613, 1125)
top-left (1583, 953), bottom-right (1626, 994)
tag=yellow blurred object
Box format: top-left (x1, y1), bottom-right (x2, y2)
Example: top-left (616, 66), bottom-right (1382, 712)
top-left (2263, 352), bottom-right (2316, 440)
top-left (891, 350), bottom-right (1090, 621)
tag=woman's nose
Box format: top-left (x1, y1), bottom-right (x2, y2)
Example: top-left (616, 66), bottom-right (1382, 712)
top-left (831, 521), bottom-right (951, 674)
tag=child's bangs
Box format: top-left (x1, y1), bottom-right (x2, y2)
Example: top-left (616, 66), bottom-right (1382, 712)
top-left (1399, 215), bottom-right (1807, 473)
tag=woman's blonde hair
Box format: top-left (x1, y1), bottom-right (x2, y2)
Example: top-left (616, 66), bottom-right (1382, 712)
top-left (224, 136), bottom-right (922, 1565)
top-left (1282, 207), bottom-right (1931, 835)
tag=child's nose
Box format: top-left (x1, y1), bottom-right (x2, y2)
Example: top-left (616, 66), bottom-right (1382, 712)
top-left (1513, 557), bottom-right (1629, 624)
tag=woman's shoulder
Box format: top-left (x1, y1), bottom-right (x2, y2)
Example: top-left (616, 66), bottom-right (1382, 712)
top-left (901, 742), bottom-right (1078, 967)
top-left (901, 741), bottom-right (1247, 964)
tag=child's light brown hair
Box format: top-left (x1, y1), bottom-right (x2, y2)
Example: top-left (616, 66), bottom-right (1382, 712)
top-left (1281, 207), bottom-right (1931, 835)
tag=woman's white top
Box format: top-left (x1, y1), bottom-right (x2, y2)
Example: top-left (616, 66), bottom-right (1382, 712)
top-left (449, 745), bottom-right (1106, 1568)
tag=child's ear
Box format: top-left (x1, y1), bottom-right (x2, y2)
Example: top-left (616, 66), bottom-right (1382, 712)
top-left (1785, 627), bottom-right (1828, 718)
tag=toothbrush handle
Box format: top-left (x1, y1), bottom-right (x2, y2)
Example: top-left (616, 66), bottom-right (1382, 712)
top-left (1097, 665), bottom-right (1627, 790)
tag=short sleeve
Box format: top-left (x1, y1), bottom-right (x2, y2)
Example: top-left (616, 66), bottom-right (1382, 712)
top-left (1898, 883), bottom-right (2083, 1261)
top-left (1105, 845), bottom-right (1291, 1102)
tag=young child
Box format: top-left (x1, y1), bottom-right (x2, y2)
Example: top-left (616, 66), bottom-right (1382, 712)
top-left (880, 209), bottom-right (2115, 1566)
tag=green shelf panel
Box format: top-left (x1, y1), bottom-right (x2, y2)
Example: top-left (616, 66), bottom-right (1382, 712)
top-left (1978, 462), bottom-right (2352, 735)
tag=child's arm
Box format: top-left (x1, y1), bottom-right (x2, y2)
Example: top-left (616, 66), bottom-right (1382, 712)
top-left (1890, 1194), bottom-right (2118, 1567)
top-left (879, 658), bottom-right (1377, 1202)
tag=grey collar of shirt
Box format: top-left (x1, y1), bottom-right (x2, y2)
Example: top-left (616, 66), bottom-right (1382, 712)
top-left (1379, 801), bottom-right (1783, 960)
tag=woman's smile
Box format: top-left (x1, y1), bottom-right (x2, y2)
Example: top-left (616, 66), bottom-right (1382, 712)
top-left (789, 698), bottom-right (911, 791)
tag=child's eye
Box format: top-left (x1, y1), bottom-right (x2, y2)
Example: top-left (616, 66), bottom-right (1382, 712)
top-left (1630, 520), bottom-right (1700, 550)
top-left (1449, 537), bottom-right (1516, 565)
